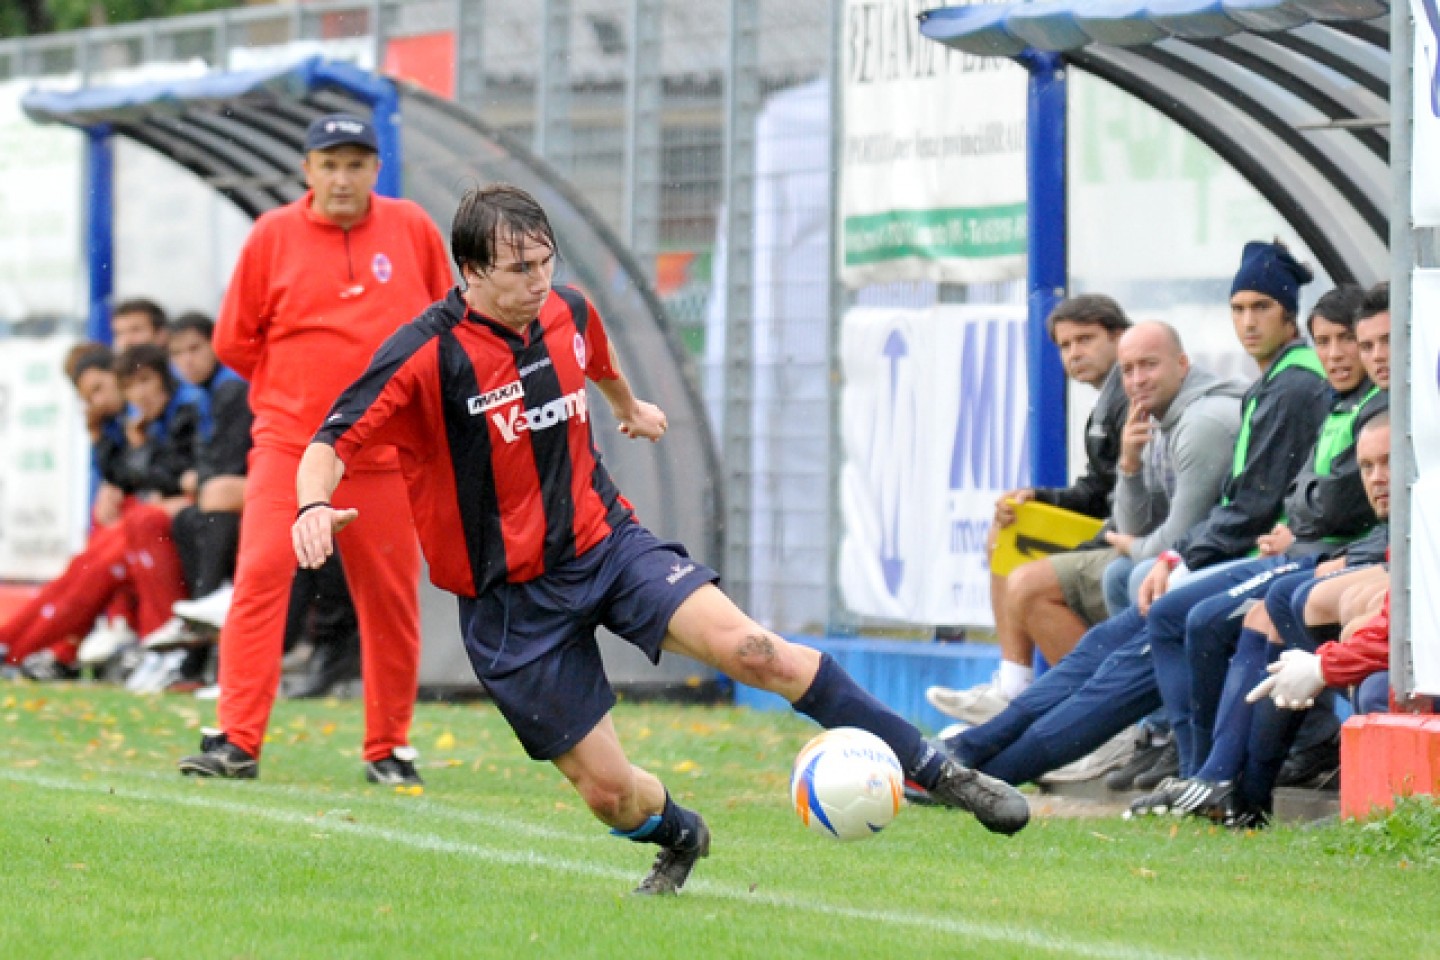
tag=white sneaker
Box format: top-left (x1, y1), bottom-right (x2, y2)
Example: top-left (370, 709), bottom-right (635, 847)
top-left (173, 584), bottom-right (234, 632)
top-left (1037, 726), bottom-right (1139, 785)
top-left (194, 684), bottom-right (221, 700)
top-left (926, 676), bottom-right (1012, 725)
top-left (77, 617), bottom-right (139, 666)
top-left (125, 649), bottom-right (188, 694)
top-left (140, 616), bottom-right (205, 651)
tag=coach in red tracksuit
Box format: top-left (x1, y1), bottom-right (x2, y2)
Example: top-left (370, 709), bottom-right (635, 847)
top-left (179, 113), bottom-right (451, 783)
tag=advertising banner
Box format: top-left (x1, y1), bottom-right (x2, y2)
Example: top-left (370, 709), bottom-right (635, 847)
top-left (838, 304), bottom-right (1028, 625)
top-left (840, 0), bottom-right (1027, 287)
top-left (1409, 270), bottom-right (1440, 691)
top-left (0, 337), bottom-right (85, 580)
top-left (1412, 0), bottom-right (1440, 225)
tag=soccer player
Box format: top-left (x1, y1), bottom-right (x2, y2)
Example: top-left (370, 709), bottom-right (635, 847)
top-left (291, 183), bottom-right (1030, 895)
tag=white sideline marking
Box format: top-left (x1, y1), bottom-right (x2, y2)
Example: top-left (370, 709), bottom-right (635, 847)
top-left (3, 769), bottom-right (1205, 960)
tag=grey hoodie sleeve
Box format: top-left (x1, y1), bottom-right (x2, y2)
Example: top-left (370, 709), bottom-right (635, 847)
top-left (1126, 400), bottom-right (1240, 560)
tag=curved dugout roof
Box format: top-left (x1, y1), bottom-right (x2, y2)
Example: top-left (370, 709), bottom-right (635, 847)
top-left (23, 57), bottom-right (721, 565)
top-left (920, 0), bottom-right (1393, 286)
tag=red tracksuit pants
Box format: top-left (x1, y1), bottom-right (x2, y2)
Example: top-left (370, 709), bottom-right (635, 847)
top-left (0, 502), bottom-right (187, 665)
top-left (216, 445), bottom-right (421, 761)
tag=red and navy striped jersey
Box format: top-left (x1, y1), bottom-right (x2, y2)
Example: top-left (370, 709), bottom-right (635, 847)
top-left (314, 285), bottom-right (635, 597)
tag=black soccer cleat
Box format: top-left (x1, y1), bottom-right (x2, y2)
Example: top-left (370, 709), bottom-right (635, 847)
top-left (365, 746), bottom-right (424, 786)
top-left (634, 815), bottom-right (711, 895)
top-left (178, 730), bottom-right (259, 780)
top-left (928, 760), bottom-right (1030, 836)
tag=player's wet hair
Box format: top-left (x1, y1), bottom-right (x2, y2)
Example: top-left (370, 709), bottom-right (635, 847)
top-left (1307, 284), bottom-right (1365, 338)
top-left (115, 343), bottom-right (175, 393)
top-left (451, 183), bottom-right (558, 281)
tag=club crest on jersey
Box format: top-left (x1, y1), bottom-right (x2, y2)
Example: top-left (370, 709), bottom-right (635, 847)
top-left (493, 388), bottom-right (589, 444)
top-left (371, 252), bottom-right (393, 283)
top-left (467, 380), bottom-right (524, 416)
top-left (573, 333), bottom-right (586, 369)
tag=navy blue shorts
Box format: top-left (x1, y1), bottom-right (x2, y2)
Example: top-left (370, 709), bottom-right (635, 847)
top-left (456, 521), bottom-right (719, 761)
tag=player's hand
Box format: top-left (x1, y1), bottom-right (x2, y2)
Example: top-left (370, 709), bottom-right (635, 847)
top-left (292, 504), bottom-right (359, 569)
top-left (618, 400), bottom-right (668, 442)
top-left (92, 483), bottom-right (124, 526)
top-left (1137, 561), bottom-right (1171, 615)
top-left (1246, 649), bottom-right (1326, 709)
top-left (1256, 523), bottom-right (1295, 557)
top-left (1104, 531), bottom-right (1136, 556)
top-left (994, 488), bottom-right (1034, 528)
top-left (1117, 404), bottom-right (1152, 476)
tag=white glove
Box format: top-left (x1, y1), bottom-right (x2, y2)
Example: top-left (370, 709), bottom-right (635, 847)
top-left (1245, 649), bottom-right (1326, 710)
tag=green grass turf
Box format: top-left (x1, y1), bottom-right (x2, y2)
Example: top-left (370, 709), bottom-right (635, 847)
top-left (2, 681), bottom-right (1436, 959)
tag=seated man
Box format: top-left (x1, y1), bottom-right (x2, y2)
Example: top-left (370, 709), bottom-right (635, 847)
top-left (1129, 411), bottom-right (1392, 821)
top-left (931, 241), bottom-right (1332, 786)
top-left (928, 294), bottom-right (1129, 723)
top-left (1, 345), bottom-right (200, 679)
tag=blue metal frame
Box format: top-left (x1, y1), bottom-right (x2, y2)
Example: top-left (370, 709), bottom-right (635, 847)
top-left (53, 57), bottom-right (404, 342)
top-left (1019, 50), bottom-right (1069, 490)
top-left (83, 125), bottom-right (114, 344)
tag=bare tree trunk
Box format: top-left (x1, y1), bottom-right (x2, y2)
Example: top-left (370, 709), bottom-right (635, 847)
top-left (18, 0), bottom-right (54, 34)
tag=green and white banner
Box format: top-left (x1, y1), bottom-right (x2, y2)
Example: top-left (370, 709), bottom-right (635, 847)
top-left (840, 0), bottom-right (1027, 287)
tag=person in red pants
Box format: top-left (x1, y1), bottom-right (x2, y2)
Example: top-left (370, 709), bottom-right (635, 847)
top-left (178, 112), bottom-right (451, 784)
top-left (2, 345), bottom-right (197, 679)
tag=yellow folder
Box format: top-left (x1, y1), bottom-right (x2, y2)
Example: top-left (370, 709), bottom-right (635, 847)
top-left (989, 500), bottom-right (1105, 576)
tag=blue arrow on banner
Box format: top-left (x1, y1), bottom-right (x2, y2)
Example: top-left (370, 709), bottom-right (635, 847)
top-left (879, 329), bottom-right (907, 596)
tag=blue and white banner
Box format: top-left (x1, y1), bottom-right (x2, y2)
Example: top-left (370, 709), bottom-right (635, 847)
top-left (839, 304), bottom-right (1028, 625)
top-left (1409, 270), bottom-right (1440, 692)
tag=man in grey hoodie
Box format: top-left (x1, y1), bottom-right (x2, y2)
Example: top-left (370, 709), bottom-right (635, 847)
top-left (1102, 323), bottom-right (1247, 612)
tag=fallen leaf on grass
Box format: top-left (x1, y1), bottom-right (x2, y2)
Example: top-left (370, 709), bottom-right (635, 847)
top-left (394, 785), bottom-right (424, 797)
top-left (1089, 831), bottom-right (1116, 842)
top-left (1132, 867), bottom-right (1157, 880)
top-left (435, 731), bottom-right (457, 751)
top-left (11, 758), bottom-right (39, 768)
top-left (672, 760), bottom-right (699, 774)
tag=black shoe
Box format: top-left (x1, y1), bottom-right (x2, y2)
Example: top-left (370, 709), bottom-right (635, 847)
top-left (903, 778), bottom-right (938, 806)
top-left (635, 816), bottom-right (711, 895)
top-left (1221, 794), bottom-right (1270, 830)
top-left (1124, 777), bottom-right (1189, 818)
top-left (927, 760), bottom-right (1030, 835)
top-left (1104, 733), bottom-right (1172, 791)
top-left (1276, 734), bottom-right (1340, 789)
top-left (287, 638), bottom-right (361, 699)
top-left (178, 730), bottom-right (259, 779)
top-left (365, 747), bottom-right (423, 786)
top-left (1171, 778), bottom-right (1232, 819)
top-left (1131, 741), bottom-right (1180, 791)
top-left (19, 650), bottom-right (79, 682)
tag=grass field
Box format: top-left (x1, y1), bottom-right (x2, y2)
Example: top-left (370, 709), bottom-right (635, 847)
top-left (3, 681), bottom-right (1437, 960)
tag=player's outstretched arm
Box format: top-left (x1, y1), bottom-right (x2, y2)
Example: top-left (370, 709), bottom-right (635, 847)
top-left (594, 343), bottom-right (668, 442)
top-left (292, 442), bottom-right (356, 569)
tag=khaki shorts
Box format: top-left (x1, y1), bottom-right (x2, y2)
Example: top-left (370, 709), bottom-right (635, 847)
top-left (1048, 547), bottom-right (1119, 627)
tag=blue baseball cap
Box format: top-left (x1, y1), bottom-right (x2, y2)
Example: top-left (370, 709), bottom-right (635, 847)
top-left (303, 113), bottom-right (378, 153)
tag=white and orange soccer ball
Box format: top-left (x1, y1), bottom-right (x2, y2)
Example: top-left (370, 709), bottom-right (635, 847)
top-left (790, 727), bottom-right (904, 841)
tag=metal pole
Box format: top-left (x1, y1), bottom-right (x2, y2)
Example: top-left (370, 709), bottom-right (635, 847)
top-left (1390, 0), bottom-right (1418, 700)
top-left (826, 0), bottom-right (856, 635)
top-left (534, 0), bottom-right (572, 169)
top-left (372, 78), bottom-right (404, 198)
top-left (723, 0), bottom-right (760, 604)
top-left (84, 126), bottom-right (115, 344)
top-left (622, 0), bottom-right (662, 280)
top-left (1018, 51), bottom-right (1069, 489)
top-left (453, 0), bottom-right (486, 108)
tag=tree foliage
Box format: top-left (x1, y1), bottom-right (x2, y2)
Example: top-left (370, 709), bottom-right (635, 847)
top-left (1, 0), bottom-right (243, 39)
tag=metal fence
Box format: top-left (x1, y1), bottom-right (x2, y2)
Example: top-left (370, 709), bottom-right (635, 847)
top-left (0, 0), bottom-right (840, 633)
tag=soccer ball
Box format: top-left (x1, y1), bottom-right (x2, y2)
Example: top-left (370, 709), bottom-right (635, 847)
top-left (790, 727), bottom-right (904, 841)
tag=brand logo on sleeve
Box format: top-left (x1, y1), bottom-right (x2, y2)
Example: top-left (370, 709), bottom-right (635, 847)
top-left (467, 381), bottom-right (524, 416)
top-left (573, 333), bottom-right (587, 369)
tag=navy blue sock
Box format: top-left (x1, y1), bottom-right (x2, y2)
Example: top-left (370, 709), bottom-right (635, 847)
top-left (611, 793), bottom-right (703, 851)
top-left (1196, 627), bottom-right (1269, 781)
top-left (791, 653), bottom-right (946, 788)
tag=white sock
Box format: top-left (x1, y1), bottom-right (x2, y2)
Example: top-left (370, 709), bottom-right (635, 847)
top-left (997, 660), bottom-right (1034, 700)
